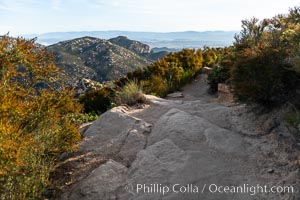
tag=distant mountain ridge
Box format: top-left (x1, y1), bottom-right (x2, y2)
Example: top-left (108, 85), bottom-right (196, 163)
top-left (46, 36), bottom-right (168, 84)
top-left (26, 30), bottom-right (236, 49)
top-left (109, 36), bottom-right (151, 54)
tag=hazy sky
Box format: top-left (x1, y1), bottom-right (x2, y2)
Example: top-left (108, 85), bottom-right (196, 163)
top-left (0, 0), bottom-right (299, 35)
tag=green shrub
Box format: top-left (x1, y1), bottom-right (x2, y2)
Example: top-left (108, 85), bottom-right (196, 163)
top-left (68, 112), bottom-right (100, 125)
top-left (232, 46), bottom-right (299, 106)
top-left (79, 87), bottom-right (114, 114)
top-left (115, 80), bottom-right (146, 106)
top-left (231, 8), bottom-right (300, 107)
top-left (207, 66), bottom-right (231, 93)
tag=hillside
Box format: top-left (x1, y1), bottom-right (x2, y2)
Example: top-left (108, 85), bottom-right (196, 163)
top-left (46, 36), bottom-right (160, 83)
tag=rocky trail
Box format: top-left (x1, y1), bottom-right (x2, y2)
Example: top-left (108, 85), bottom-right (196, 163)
top-left (56, 74), bottom-right (299, 200)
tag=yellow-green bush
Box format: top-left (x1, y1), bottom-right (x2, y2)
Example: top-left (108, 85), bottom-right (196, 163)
top-left (122, 48), bottom-right (204, 97)
top-left (142, 75), bottom-right (169, 97)
top-left (0, 36), bottom-right (81, 199)
top-left (68, 112), bottom-right (100, 125)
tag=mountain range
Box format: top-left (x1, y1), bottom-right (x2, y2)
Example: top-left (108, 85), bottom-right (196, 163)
top-left (43, 31), bottom-right (237, 90)
top-left (27, 30), bottom-right (236, 49)
top-left (46, 36), bottom-right (168, 84)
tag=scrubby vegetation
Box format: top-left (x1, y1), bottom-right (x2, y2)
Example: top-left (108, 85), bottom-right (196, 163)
top-left (79, 48), bottom-right (207, 109)
top-left (0, 36), bottom-right (82, 199)
top-left (79, 87), bottom-right (114, 114)
top-left (68, 112), bottom-right (100, 125)
top-left (124, 48), bottom-right (205, 96)
top-left (206, 7), bottom-right (300, 108)
top-left (0, 36), bottom-right (217, 199)
top-left (231, 10), bottom-right (300, 106)
top-left (207, 6), bottom-right (300, 133)
top-left (206, 47), bottom-right (234, 92)
top-left (2, 6), bottom-right (300, 199)
top-left (115, 80), bottom-right (146, 106)
top-left (82, 7), bottom-right (300, 111)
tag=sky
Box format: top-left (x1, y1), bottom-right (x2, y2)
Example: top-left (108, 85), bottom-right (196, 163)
top-left (0, 0), bottom-right (299, 36)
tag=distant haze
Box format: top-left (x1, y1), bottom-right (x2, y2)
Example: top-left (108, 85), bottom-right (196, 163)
top-left (26, 31), bottom-right (236, 49)
top-left (0, 0), bottom-right (298, 36)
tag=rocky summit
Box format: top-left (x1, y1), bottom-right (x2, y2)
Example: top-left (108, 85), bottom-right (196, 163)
top-left (55, 75), bottom-right (299, 200)
top-left (109, 36), bottom-right (151, 55)
top-left (46, 36), bottom-right (167, 83)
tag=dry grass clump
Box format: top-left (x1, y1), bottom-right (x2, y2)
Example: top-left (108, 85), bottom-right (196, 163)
top-left (115, 80), bottom-right (146, 106)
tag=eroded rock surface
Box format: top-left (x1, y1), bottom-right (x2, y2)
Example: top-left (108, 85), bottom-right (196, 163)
top-left (80, 106), bottom-right (152, 166)
top-left (58, 75), bottom-right (299, 200)
top-left (62, 159), bottom-right (128, 200)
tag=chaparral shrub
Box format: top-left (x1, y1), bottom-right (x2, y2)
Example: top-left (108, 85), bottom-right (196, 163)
top-left (0, 35), bottom-right (81, 199)
top-left (79, 86), bottom-right (114, 114)
top-left (231, 7), bottom-right (300, 107)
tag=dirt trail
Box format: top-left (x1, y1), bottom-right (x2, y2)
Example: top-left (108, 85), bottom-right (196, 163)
top-left (58, 74), bottom-right (299, 200)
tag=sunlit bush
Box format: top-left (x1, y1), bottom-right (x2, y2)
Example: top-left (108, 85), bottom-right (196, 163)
top-left (121, 48), bottom-right (204, 97)
top-left (0, 35), bottom-right (81, 199)
top-left (143, 75), bottom-right (169, 97)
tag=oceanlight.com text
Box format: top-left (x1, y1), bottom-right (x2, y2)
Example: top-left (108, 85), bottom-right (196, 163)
top-left (125, 183), bottom-right (295, 196)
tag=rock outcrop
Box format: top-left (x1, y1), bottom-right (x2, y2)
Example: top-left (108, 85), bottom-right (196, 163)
top-left (58, 75), bottom-right (300, 200)
top-left (109, 36), bottom-right (169, 61)
top-left (66, 159), bottom-right (128, 200)
top-left (80, 106), bottom-right (152, 166)
top-left (109, 36), bottom-right (151, 55)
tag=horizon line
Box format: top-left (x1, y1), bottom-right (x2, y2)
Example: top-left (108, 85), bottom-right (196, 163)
top-left (17, 29), bottom-right (239, 36)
